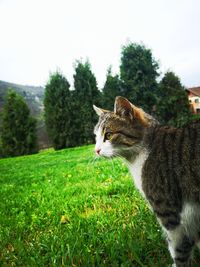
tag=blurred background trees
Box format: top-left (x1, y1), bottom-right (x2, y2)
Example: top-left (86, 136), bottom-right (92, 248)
top-left (1, 90), bottom-right (38, 157)
top-left (44, 72), bottom-right (71, 150)
top-left (156, 71), bottom-right (191, 127)
top-left (0, 42), bottom-right (193, 156)
top-left (120, 43), bottom-right (159, 113)
top-left (72, 61), bottom-right (101, 146)
top-left (101, 67), bottom-right (121, 110)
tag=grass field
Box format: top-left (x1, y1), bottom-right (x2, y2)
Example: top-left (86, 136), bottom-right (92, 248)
top-left (0, 145), bottom-right (171, 266)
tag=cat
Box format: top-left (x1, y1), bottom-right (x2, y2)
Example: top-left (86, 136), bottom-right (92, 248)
top-left (93, 96), bottom-right (200, 267)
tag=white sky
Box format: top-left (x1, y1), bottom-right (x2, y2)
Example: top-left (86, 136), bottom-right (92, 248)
top-left (0, 0), bottom-right (200, 88)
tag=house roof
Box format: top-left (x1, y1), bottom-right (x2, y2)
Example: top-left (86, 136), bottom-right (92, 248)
top-left (186, 87), bottom-right (200, 97)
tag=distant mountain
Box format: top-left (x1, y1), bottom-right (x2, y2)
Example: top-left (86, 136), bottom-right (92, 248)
top-left (0, 80), bottom-right (44, 114)
top-left (0, 80), bottom-right (51, 149)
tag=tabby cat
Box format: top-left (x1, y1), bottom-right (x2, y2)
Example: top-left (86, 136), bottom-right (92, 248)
top-left (93, 96), bottom-right (200, 267)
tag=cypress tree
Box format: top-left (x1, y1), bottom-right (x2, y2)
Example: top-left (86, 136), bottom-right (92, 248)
top-left (120, 43), bottom-right (159, 113)
top-left (102, 67), bottom-right (121, 110)
top-left (44, 71), bottom-right (71, 149)
top-left (72, 60), bottom-right (101, 145)
top-left (1, 90), bottom-right (38, 157)
top-left (157, 71), bottom-right (191, 126)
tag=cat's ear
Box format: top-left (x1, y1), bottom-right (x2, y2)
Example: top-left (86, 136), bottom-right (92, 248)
top-left (114, 96), bottom-right (149, 126)
top-left (114, 96), bottom-right (133, 118)
top-left (93, 105), bottom-right (108, 116)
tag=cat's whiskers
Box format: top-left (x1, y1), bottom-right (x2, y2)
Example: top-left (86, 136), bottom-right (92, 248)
top-left (108, 157), bottom-right (117, 173)
top-left (112, 150), bottom-right (125, 162)
top-left (85, 154), bottom-right (99, 171)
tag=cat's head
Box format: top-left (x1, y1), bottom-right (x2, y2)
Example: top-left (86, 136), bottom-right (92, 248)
top-left (93, 96), bottom-right (157, 161)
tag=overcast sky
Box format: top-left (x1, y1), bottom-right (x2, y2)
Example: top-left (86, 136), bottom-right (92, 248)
top-left (0, 0), bottom-right (200, 88)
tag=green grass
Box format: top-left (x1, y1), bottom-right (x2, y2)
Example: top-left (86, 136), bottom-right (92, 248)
top-left (0, 145), bottom-right (170, 266)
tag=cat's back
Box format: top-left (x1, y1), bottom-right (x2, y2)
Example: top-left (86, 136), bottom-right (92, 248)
top-left (143, 119), bottom-right (200, 204)
top-left (145, 119), bottom-right (200, 172)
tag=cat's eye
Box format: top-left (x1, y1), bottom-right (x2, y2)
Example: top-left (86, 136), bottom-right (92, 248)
top-left (104, 132), bottom-right (113, 142)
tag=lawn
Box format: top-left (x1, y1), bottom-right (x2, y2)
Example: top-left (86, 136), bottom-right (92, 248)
top-left (0, 145), bottom-right (170, 266)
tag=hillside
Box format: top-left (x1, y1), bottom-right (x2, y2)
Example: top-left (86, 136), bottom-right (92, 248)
top-left (0, 80), bottom-right (44, 115)
top-left (0, 80), bottom-right (50, 148)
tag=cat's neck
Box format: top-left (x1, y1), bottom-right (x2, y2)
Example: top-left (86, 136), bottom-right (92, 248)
top-left (127, 148), bottom-right (149, 196)
top-left (124, 125), bottom-right (159, 194)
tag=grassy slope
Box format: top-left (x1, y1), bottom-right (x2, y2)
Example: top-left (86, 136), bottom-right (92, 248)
top-left (0, 145), bottom-right (170, 266)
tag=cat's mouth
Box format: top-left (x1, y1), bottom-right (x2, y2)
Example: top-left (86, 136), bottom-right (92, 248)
top-left (106, 145), bottom-right (140, 160)
top-left (95, 143), bottom-right (140, 160)
top-left (95, 148), bottom-right (116, 158)
top-left (96, 151), bottom-right (115, 158)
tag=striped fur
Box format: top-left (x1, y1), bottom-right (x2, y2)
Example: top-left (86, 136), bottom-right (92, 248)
top-left (93, 96), bottom-right (200, 266)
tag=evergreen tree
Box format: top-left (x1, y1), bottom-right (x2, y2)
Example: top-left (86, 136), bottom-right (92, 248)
top-left (72, 60), bottom-right (101, 145)
top-left (120, 42), bottom-right (159, 113)
top-left (156, 71), bottom-right (191, 126)
top-left (44, 72), bottom-right (71, 149)
top-left (1, 90), bottom-right (38, 157)
top-left (102, 67), bottom-right (121, 110)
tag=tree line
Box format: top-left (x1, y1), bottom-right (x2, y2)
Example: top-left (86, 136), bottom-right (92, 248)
top-left (0, 42), bottom-right (192, 157)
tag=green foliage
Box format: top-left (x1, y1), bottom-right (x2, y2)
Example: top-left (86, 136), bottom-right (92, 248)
top-left (72, 61), bottom-right (101, 145)
top-left (0, 80), bottom-right (49, 150)
top-left (0, 145), bottom-right (172, 266)
top-left (44, 63), bottom-right (101, 148)
top-left (102, 67), bottom-right (122, 110)
top-left (120, 43), bottom-right (159, 113)
top-left (44, 72), bottom-right (71, 150)
top-left (156, 72), bottom-right (192, 127)
top-left (1, 90), bottom-right (38, 157)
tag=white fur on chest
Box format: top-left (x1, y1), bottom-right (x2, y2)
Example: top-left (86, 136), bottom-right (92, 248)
top-left (180, 202), bottom-right (200, 238)
top-left (128, 150), bottom-right (148, 196)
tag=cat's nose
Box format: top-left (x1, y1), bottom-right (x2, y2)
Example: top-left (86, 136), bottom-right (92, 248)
top-left (95, 148), bottom-right (101, 155)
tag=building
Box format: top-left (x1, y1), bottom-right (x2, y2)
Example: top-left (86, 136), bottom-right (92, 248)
top-left (186, 87), bottom-right (200, 114)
